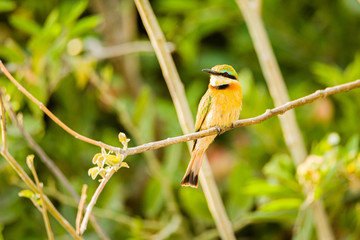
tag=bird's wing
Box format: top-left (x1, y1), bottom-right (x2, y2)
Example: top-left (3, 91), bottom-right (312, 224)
top-left (193, 90), bottom-right (212, 150)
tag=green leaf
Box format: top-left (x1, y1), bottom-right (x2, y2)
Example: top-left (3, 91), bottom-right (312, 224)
top-left (61, 0), bottom-right (88, 25)
top-left (346, 135), bottom-right (359, 159)
top-left (70, 15), bottom-right (102, 37)
top-left (227, 161), bottom-right (253, 219)
top-left (259, 198), bottom-right (302, 212)
top-left (142, 178), bottom-right (164, 218)
top-left (243, 179), bottom-right (294, 198)
top-left (344, 53), bottom-right (360, 82)
top-left (263, 154), bottom-right (296, 184)
top-left (179, 187), bottom-right (213, 223)
top-left (292, 208), bottom-right (314, 240)
top-left (9, 15), bottom-right (41, 35)
top-left (0, 39), bottom-right (25, 62)
top-left (249, 210), bottom-right (297, 222)
top-left (133, 86), bottom-right (151, 125)
top-left (18, 190), bottom-right (35, 199)
top-left (154, 0), bottom-right (200, 13)
top-left (43, 9), bottom-right (59, 31)
top-left (312, 62), bottom-right (343, 86)
top-left (0, 0), bottom-right (16, 12)
top-left (229, 162), bottom-right (253, 204)
top-left (0, 224), bottom-right (4, 240)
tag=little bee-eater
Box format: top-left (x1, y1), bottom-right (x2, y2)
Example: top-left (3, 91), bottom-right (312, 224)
top-left (181, 64), bottom-right (242, 188)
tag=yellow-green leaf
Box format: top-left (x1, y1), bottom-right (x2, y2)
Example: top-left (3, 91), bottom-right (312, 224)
top-left (88, 167), bottom-right (99, 180)
top-left (18, 190), bottom-right (35, 199)
top-left (120, 162), bottom-right (129, 168)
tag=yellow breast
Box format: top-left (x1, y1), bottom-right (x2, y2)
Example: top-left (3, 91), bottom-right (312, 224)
top-left (201, 82), bottom-right (242, 129)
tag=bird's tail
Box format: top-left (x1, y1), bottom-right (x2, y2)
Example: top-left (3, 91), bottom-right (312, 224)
top-left (181, 149), bottom-right (206, 188)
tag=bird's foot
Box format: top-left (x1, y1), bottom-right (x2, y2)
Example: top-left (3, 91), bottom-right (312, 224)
top-left (215, 126), bottom-right (222, 135)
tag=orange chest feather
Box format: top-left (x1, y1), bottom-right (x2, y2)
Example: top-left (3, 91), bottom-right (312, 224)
top-left (201, 82), bottom-right (242, 129)
top-left (209, 82), bottom-right (242, 109)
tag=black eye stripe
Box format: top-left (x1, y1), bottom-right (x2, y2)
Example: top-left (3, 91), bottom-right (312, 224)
top-left (221, 72), bottom-right (237, 80)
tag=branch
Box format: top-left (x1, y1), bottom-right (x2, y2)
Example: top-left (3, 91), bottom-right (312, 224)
top-left (0, 90), bottom-right (7, 152)
top-left (235, 0), bottom-right (307, 166)
top-left (80, 168), bottom-right (115, 235)
top-left (133, 1), bottom-right (236, 239)
top-left (76, 185), bottom-right (88, 236)
top-left (234, 1), bottom-right (334, 238)
top-left (1, 61), bottom-right (360, 158)
top-left (4, 99), bottom-right (79, 199)
top-left (85, 39), bottom-right (176, 59)
top-left (0, 61), bottom-right (118, 153)
top-left (124, 79), bottom-right (360, 156)
top-left (26, 155), bottom-right (54, 240)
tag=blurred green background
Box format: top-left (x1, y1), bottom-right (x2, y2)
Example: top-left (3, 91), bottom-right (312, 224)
top-left (0, 0), bottom-right (360, 239)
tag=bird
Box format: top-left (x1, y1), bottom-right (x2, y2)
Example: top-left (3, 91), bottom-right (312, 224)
top-left (181, 64), bottom-right (242, 188)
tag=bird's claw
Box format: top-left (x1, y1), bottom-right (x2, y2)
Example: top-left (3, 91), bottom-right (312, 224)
top-left (215, 126), bottom-right (222, 135)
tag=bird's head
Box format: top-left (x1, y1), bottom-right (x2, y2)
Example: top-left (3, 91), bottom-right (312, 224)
top-left (202, 64), bottom-right (239, 88)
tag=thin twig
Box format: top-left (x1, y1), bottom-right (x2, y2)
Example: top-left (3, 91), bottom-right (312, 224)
top-left (1, 61), bottom-right (360, 160)
top-left (235, 1), bottom-right (334, 239)
top-left (235, 0), bottom-right (307, 166)
top-left (124, 79), bottom-right (360, 156)
top-left (80, 168), bottom-right (116, 235)
top-left (44, 185), bottom-right (164, 230)
top-left (86, 39), bottom-right (176, 59)
top-left (76, 185), bottom-right (88, 236)
top-left (133, 0), bottom-right (236, 239)
top-left (151, 214), bottom-right (181, 240)
top-left (5, 100), bottom-right (79, 199)
top-left (0, 90), bottom-right (7, 152)
top-left (0, 61), bottom-right (118, 153)
top-left (27, 155), bottom-right (54, 240)
top-left (90, 73), bottom-right (180, 213)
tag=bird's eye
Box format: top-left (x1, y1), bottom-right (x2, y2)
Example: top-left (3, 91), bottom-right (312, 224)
top-left (223, 72), bottom-right (229, 77)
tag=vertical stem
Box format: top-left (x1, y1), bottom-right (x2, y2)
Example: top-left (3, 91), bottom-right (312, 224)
top-left (80, 169), bottom-right (115, 235)
top-left (312, 201), bottom-right (334, 240)
top-left (0, 90), bottom-right (7, 152)
top-left (1, 151), bottom-right (81, 239)
top-left (235, 1), bottom-right (334, 239)
top-left (133, 1), bottom-right (235, 239)
top-left (235, 0), bottom-right (306, 166)
top-left (28, 157), bottom-right (54, 240)
top-left (76, 185), bottom-right (88, 236)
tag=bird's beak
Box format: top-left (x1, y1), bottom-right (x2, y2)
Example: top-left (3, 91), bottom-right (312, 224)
top-left (202, 69), bottom-right (219, 75)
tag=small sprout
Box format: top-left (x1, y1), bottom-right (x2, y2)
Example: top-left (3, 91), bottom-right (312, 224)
top-left (120, 162), bottom-right (129, 168)
top-left (101, 147), bottom-right (106, 155)
top-left (88, 167), bottom-right (100, 180)
top-left (104, 154), bottom-right (121, 166)
top-left (98, 168), bottom-right (108, 178)
top-left (88, 134), bottom-right (131, 180)
top-left (118, 132), bottom-right (130, 149)
top-left (18, 190), bottom-right (42, 210)
top-left (92, 153), bottom-right (105, 167)
top-left (118, 132), bottom-right (127, 143)
top-left (26, 154), bottom-right (35, 170)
